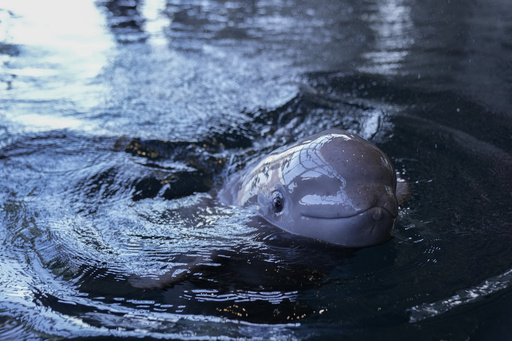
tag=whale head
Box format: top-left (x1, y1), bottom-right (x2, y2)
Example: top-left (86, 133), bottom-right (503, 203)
top-left (234, 129), bottom-right (399, 248)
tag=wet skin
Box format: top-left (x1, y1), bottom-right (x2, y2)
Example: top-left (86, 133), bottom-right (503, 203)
top-left (220, 129), bottom-right (406, 248)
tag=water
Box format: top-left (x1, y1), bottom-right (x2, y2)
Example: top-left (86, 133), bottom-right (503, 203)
top-left (1, 0), bottom-right (511, 339)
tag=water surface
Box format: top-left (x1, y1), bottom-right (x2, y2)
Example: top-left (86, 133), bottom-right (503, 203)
top-left (1, 0), bottom-right (512, 339)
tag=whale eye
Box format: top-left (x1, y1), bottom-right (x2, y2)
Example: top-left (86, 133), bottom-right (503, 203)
top-left (272, 190), bottom-right (284, 213)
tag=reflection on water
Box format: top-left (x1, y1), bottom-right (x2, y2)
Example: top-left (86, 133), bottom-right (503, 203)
top-left (359, 0), bottom-right (414, 75)
top-left (409, 267), bottom-right (512, 323)
top-left (1, 0), bottom-right (113, 134)
top-left (141, 0), bottom-right (168, 47)
top-left (3, 0), bottom-right (112, 87)
top-left (1, 0), bottom-right (512, 339)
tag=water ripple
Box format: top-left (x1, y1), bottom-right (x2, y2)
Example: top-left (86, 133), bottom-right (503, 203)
top-left (409, 267), bottom-right (512, 323)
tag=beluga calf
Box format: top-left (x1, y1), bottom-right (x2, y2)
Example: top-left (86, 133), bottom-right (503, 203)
top-left (219, 129), bottom-right (407, 248)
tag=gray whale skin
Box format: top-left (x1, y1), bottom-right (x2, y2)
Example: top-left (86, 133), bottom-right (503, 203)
top-left (219, 129), bottom-right (407, 248)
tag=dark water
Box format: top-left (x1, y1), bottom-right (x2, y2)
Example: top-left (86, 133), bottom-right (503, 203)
top-left (1, 0), bottom-right (512, 339)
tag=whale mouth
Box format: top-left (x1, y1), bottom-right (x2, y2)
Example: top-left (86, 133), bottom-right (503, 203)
top-left (293, 207), bottom-right (396, 247)
top-left (300, 206), bottom-right (397, 220)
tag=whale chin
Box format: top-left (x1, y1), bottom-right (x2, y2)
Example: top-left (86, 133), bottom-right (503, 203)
top-left (293, 207), bottom-right (395, 248)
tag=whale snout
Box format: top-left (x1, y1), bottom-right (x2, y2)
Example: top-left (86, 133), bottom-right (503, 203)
top-left (296, 182), bottom-right (398, 221)
top-left (288, 183), bottom-right (398, 247)
top-left (365, 206), bottom-right (396, 244)
top-left (296, 206), bottom-right (395, 247)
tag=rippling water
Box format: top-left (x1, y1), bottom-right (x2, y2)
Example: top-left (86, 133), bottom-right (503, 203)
top-left (1, 0), bottom-right (512, 339)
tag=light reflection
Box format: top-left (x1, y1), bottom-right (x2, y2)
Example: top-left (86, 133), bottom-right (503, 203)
top-left (281, 134), bottom-right (351, 186)
top-left (1, 0), bottom-right (114, 130)
top-left (359, 109), bottom-right (388, 141)
top-left (359, 0), bottom-right (414, 75)
top-left (4, 0), bottom-right (113, 79)
top-left (185, 288), bottom-right (299, 305)
top-left (409, 267), bottom-right (512, 323)
top-left (8, 113), bottom-right (83, 130)
top-left (300, 190), bottom-right (352, 207)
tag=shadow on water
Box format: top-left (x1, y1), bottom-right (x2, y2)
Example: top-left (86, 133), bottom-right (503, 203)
top-left (1, 0), bottom-right (512, 339)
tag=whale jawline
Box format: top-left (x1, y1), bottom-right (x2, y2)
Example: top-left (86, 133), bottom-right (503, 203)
top-left (300, 206), bottom-right (396, 220)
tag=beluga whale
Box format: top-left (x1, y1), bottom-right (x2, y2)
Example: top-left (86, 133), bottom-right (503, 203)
top-left (219, 129), bottom-right (408, 248)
